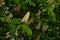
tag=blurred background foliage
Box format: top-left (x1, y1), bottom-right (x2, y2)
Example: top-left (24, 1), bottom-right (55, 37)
top-left (0, 0), bottom-right (60, 40)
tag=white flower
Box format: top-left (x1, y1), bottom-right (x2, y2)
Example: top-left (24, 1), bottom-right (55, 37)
top-left (42, 25), bottom-right (48, 32)
top-left (2, 2), bottom-right (5, 5)
top-left (21, 11), bottom-right (30, 22)
top-left (35, 22), bottom-right (41, 30)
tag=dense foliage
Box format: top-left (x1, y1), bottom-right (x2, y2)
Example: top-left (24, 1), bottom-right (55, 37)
top-left (0, 0), bottom-right (60, 40)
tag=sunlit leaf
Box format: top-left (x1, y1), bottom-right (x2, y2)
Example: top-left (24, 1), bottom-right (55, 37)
top-left (20, 23), bottom-right (32, 37)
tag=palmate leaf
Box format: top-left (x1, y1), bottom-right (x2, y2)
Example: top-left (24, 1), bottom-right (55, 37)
top-left (19, 23), bottom-right (32, 37)
top-left (48, 8), bottom-right (56, 22)
top-left (54, 0), bottom-right (59, 9)
top-left (16, 23), bottom-right (32, 38)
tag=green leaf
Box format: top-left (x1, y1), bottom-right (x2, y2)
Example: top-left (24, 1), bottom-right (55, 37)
top-left (8, 24), bottom-right (16, 31)
top-left (29, 0), bottom-right (36, 6)
top-left (9, 0), bottom-right (20, 4)
top-left (21, 23), bottom-right (32, 37)
top-left (48, 8), bottom-right (56, 22)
